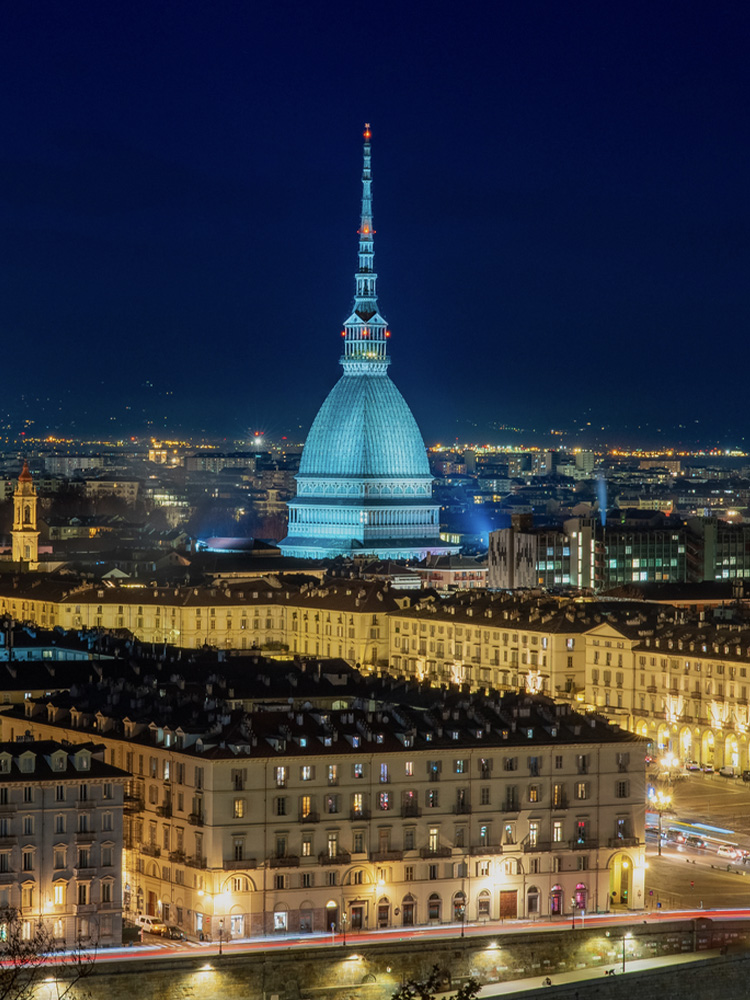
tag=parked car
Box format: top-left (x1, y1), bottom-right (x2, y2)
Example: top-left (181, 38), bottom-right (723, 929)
top-left (719, 765), bottom-right (737, 778)
top-left (702, 764), bottom-right (715, 773)
top-left (684, 760), bottom-right (701, 771)
top-left (166, 925), bottom-right (187, 940)
top-left (135, 915), bottom-right (168, 936)
top-left (741, 771), bottom-right (750, 782)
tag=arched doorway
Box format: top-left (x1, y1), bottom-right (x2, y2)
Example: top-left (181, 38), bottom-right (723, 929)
top-left (401, 894), bottom-right (415, 927)
top-left (377, 896), bottom-right (390, 928)
top-left (725, 733), bottom-right (739, 769)
top-left (656, 723), bottom-right (671, 753)
top-left (477, 889), bottom-right (491, 921)
top-left (452, 891), bottom-right (466, 923)
top-left (574, 883), bottom-right (587, 910)
top-left (609, 853), bottom-right (633, 908)
top-left (427, 893), bottom-right (442, 923)
top-left (679, 726), bottom-right (693, 762)
top-left (550, 885), bottom-right (563, 915)
top-left (702, 730), bottom-right (715, 767)
top-left (526, 886), bottom-right (540, 917)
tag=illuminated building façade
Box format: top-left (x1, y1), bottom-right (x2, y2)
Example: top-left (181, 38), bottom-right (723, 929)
top-left (279, 127), bottom-right (455, 560)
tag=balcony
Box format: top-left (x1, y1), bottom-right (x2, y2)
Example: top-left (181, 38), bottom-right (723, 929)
top-left (141, 843), bottom-right (161, 858)
top-left (551, 799), bottom-right (569, 810)
top-left (0, 872), bottom-right (16, 884)
top-left (156, 804), bottom-right (172, 818)
top-left (223, 858), bottom-right (258, 870)
top-left (76, 800), bottom-right (95, 810)
top-left (646, 685), bottom-right (658, 693)
top-left (569, 839), bottom-right (598, 851)
top-left (188, 813), bottom-right (204, 827)
top-left (350, 810), bottom-right (370, 822)
top-left (469, 844), bottom-right (504, 856)
top-left (501, 802), bottom-right (519, 814)
top-left (453, 802), bottom-right (472, 815)
top-left (0, 805), bottom-right (17, 816)
top-left (74, 832), bottom-right (96, 844)
top-left (0, 837), bottom-right (17, 849)
top-left (522, 840), bottom-right (552, 853)
top-left (270, 854), bottom-right (300, 868)
top-left (401, 804), bottom-right (421, 819)
top-left (419, 846), bottom-right (452, 859)
top-left (186, 854), bottom-right (207, 869)
top-left (299, 811), bottom-right (319, 824)
top-left (124, 796), bottom-right (144, 814)
top-left (608, 836), bottom-right (639, 848)
top-left (318, 851), bottom-right (350, 866)
top-left (370, 849), bottom-right (403, 862)
top-left (168, 850), bottom-right (186, 864)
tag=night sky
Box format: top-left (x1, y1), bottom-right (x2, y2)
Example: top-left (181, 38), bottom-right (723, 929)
top-left (2, 2), bottom-right (748, 449)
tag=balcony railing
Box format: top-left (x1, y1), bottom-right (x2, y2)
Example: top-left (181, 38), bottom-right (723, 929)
top-left (350, 809), bottom-right (370, 821)
top-left (188, 813), bottom-right (204, 827)
top-left (299, 811), bottom-right (319, 824)
top-left (186, 854), bottom-right (207, 869)
top-left (419, 846), bottom-right (452, 859)
top-left (169, 850), bottom-right (186, 864)
top-left (318, 851), bottom-right (350, 866)
top-left (608, 836), bottom-right (639, 848)
top-left (270, 854), bottom-right (300, 868)
top-left (551, 799), bottom-right (569, 810)
top-left (156, 804), bottom-right (172, 818)
top-left (124, 796), bottom-right (144, 814)
top-left (401, 804), bottom-right (421, 819)
top-left (522, 839), bottom-right (552, 853)
top-left (453, 802), bottom-right (472, 815)
top-left (370, 849), bottom-right (403, 862)
top-left (141, 843), bottom-right (161, 858)
top-left (223, 858), bottom-right (258, 870)
top-left (569, 839), bottom-right (598, 851)
top-left (469, 844), bottom-right (504, 856)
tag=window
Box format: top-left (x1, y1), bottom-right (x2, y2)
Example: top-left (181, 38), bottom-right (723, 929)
top-left (54, 849), bottom-right (66, 870)
top-left (102, 812), bottom-right (113, 832)
top-left (380, 763), bottom-right (389, 783)
top-left (476, 861), bottom-right (489, 877)
top-left (575, 782), bottom-right (588, 800)
top-left (274, 874), bottom-right (285, 890)
top-left (326, 795), bottom-right (338, 814)
top-left (102, 846), bottom-right (113, 867)
top-left (302, 836), bottom-right (312, 857)
top-left (404, 828), bottom-right (415, 850)
top-left (53, 883), bottom-right (66, 905)
top-left (327, 833), bottom-right (338, 858)
top-left (553, 820), bottom-right (563, 843)
top-left (405, 761), bottom-right (413, 777)
top-left (428, 827), bottom-right (439, 852)
top-left (327, 764), bottom-right (338, 785)
top-left (555, 755), bottom-right (563, 769)
top-left (23, 816), bottom-right (33, 836)
top-left (455, 759), bottom-right (467, 774)
top-left (528, 821), bottom-right (539, 847)
top-left (23, 787), bottom-right (32, 804)
top-left (233, 798), bottom-right (246, 818)
top-left (353, 763), bottom-right (364, 780)
top-left (426, 789), bottom-right (439, 808)
top-left (352, 793), bottom-right (364, 816)
top-left (480, 786), bottom-right (490, 805)
top-left (301, 873), bottom-right (313, 889)
top-left (378, 791), bottom-right (391, 811)
top-left (22, 851), bottom-right (33, 872)
top-left (528, 785), bottom-right (539, 803)
top-left (300, 795), bottom-right (312, 819)
top-left (55, 785), bottom-right (65, 802)
top-left (101, 881), bottom-right (112, 903)
top-left (327, 872), bottom-right (337, 886)
top-left (353, 832), bottom-right (364, 853)
top-left (275, 797), bottom-right (287, 816)
top-left (275, 767), bottom-right (287, 788)
top-left (301, 766), bottom-right (313, 782)
top-left (55, 815), bottom-right (65, 834)
top-left (615, 781), bottom-right (629, 798)
top-left (404, 865), bottom-right (414, 881)
top-left (428, 864), bottom-right (438, 880)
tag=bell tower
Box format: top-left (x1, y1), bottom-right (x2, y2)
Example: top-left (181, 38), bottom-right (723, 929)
top-left (11, 461), bottom-right (39, 567)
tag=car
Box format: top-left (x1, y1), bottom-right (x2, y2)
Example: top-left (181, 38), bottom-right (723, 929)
top-left (741, 771), bottom-right (750, 782)
top-left (645, 824), bottom-right (660, 837)
top-left (166, 925), bottom-right (187, 940)
top-left (686, 835), bottom-right (708, 849)
top-left (719, 766), bottom-right (737, 778)
top-left (666, 828), bottom-right (686, 843)
top-left (718, 845), bottom-right (739, 859)
top-left (684, 760), bottom-right (701, 771)
top-left (702, 764), bottom-right (715, 773)
top-left (134, 915), bottom-right (168, 936)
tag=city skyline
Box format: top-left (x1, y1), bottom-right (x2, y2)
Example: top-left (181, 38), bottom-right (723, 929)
top-left (2, 3), bottom-right (749, 449)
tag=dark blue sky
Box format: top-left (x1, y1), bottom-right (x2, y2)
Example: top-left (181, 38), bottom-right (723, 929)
top-left (2, 2), bottom-right (748, 449)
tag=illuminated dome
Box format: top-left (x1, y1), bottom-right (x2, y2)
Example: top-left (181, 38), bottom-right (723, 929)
top-left (279, 126), bottom-right (457, 561)
top-left (298, 373), bottom-right (430, 480)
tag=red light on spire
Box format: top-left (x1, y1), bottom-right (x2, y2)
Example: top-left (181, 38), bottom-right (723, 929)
top-left (385, 330), bottom-right (391, 338)
top-left (341, 330), bottom-right (346, 337)
top-left (363, 123), bottom-right (371, 140)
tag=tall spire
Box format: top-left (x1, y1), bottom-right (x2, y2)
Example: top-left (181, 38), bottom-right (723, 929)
top-left (341, 123), bottom-right (390, 374)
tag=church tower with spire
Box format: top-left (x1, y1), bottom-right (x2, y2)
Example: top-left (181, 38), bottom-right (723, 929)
top-left (11, 461), bottom-right (39, 567)
top-left (280, 126), bottom-right (457, 560)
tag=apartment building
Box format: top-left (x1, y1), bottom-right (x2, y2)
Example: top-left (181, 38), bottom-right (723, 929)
top-left (0, 740), bottom-right (126, 948)
top-left (1, 683), bottom-right (645, 938)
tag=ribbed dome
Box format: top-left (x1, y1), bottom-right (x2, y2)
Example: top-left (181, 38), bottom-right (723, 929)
top-left (299, 372), bottom-right (430, 479)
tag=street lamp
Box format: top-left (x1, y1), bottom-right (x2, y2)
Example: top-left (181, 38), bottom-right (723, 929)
top-left (341, 911), bottom-right (347, 947)
top-left (654, 788), bottom-right (672, 857)
top-left (622, 932), bottom-right (632, 973)
top-left (219, 917), bottom-right (224, 956)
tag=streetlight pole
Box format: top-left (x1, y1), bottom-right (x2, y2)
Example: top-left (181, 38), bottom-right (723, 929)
top-left (622, 932), bottom-right (631, 973)
top-left (655, 789), bottom-right (672, 857)
top-left (219, 918), bottom-right (224, 956)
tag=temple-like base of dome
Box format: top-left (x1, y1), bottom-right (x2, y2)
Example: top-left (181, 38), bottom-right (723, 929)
top-left (278, 535), bottom-right (459, 560)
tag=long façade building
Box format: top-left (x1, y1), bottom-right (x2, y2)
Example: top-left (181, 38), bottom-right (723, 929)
top-left (279, 126), bottom-right (455, 561)
top-left (3, 677), bottom-right (646, 938)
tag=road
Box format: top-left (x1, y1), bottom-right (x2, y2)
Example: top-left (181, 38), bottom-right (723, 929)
top-left (645, 769), bottom-right (750, 909)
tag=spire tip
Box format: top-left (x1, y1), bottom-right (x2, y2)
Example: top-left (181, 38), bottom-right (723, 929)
top-left (363, 123), bottom-right (371, 141)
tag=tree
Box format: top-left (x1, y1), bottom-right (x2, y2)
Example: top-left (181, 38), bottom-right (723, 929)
top-left (391, 965), bottom-right (480, 1000)
top-left (0, 908), bottom-right (94, 1000)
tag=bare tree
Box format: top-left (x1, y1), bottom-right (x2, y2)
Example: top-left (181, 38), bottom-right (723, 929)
top-left (391, 964), bottom-right (480, 1000)
top-left (0, 908), bottom-right (94, 1000)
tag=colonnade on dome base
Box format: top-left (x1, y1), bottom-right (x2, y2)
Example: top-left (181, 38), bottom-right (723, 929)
top-left (631, 717), bottom-right (749, 772)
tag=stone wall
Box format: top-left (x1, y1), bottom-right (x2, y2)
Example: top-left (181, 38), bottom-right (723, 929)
top-left (70, 919), bottom-right (750, 1000)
